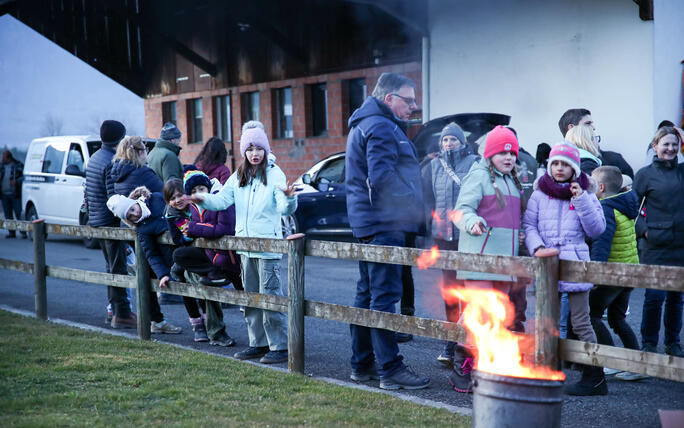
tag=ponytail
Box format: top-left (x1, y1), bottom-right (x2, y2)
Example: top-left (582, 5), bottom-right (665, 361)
top-left (510, 168), bottom-right (527, 211)
top-left (487, 160), bottom-right (507, 210)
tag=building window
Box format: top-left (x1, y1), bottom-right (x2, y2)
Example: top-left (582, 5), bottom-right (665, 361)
top-left (241, 91), bottom-right (260, 123)
top-left (274, 87), bottom-right (293, 139)
top-left (162, 101), bottom-right (176, 125)
top-left (310, 83), bottom-right (328, 136)
top-left (347, 78), bottom-right (366, 116)
top-left (214, 95), bottom-right (231, 142)
top-left (187, 98), bottom-right (203, 143)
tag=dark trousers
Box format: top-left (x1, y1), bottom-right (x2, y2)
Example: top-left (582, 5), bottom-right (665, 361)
top-left (435, 239), bottom-right (462, 323)
top-left (400, 234), bottom-right (416, 316)
top-left (641, 289), bottom-right (683, 347)
top-left (589, 285), bottom-right (639, 349)
top-left (350, 231), bottom-right (406, 378)
top-left (1, 194), bottom-right (23, 236)
top-left (99, 238), bottom-right (132, 317)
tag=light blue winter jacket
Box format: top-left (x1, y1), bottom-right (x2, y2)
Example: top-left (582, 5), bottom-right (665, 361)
top-left (198, 158), bottom-right (297, 259)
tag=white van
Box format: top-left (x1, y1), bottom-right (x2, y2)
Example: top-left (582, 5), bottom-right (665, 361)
top-left (22, 136), bottom-right (101, 227)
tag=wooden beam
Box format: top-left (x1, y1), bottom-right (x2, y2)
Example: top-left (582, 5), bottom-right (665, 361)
top-left (47, 266), bottom-right (135, 289)
top-left (0, 258), bottom-right (34, 274)
top-left (560, 260), bottom-right (684, 292)
top-left (561, 339), bottom-right (683, 382)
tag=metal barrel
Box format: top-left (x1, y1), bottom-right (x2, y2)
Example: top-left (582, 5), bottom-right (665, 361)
top-left (472, 370), bottom-right (564, 428)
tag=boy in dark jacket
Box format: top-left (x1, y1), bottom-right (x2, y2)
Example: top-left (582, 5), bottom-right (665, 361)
top-left (589, 166), bottom-right (645, 380)
top-left (106, 187), bottom-right (182, 334)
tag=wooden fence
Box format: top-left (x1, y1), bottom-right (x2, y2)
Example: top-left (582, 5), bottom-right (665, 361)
top-left (0, 218), bottom-right (682, 382)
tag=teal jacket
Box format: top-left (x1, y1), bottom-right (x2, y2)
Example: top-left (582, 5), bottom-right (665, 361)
top-left (147, 139), bottom-right (183, 182)
top-left (455, 159), bottom-right (521, 281)
top-left (198, 157), bottom-right (297, 259)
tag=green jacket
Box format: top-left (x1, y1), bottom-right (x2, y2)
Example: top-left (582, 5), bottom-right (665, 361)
top-left (147, 139), bottom-right (183, 182)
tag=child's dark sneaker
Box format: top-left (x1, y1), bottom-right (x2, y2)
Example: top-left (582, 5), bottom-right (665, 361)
top-left (379, 366), bottom-right (430, 390)
top-left (350, 366), bottom-right (380, 382)
top-left (190, 317), bottom-right (209, 342)
top-left (110, 313), bottom-right (137, 329)
top-left (170, 263), bottom-right (185, 282)
top-left (209, 331), bottom-right (236, 347)
top-left (234, 346), bottom-right (269, 360)
top-left (437, 341), bottom-right (456, 367)
top-left (448, 357), bottom-right (474, 393)
top-left (260, 350), bottom-right (288, 364)
top-left (200, 270), bottom-right (230, 286)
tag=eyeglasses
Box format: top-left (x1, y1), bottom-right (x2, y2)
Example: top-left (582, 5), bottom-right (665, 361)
top-left (391, 93), bottom-right (417, 107)
top-left (592, 135), bottom-right (601, 144)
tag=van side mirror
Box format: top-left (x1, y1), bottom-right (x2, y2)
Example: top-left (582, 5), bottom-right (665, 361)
top-left (65, 164), bottom-right (85, 177)
top-left (302, 173), bottom-right (312, 184)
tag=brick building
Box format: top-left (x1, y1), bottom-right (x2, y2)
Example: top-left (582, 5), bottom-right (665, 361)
top-left (144, 61), bottom-right (421, 180)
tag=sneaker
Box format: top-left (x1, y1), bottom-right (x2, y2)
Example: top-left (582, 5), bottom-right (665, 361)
top-left (105, 306), bottom-right (113, 325)
top-left (379, 367), bottom-right (430, 390)
top-left (209, 331), bottom-right (236, 347)
top-left (351, 366), bottom-right (380, 382)
top-left (603, 367), bottom-right (622, 376)
top-left (260, 350), bottom-right (288, 364)
top-left (20, 231), bottom-right (28, 239)
top-left (396, 332), bottom-right (413, 343)
top-left (642, 343), bottom-right (658, 353)
top-left (437, 342), bottom-right (456, 367)
top-left (665, 343), bottom-right (683, 358)
top-left (234, 346), bottom-right (269, 360)
top-left (191, 321), bottom-right (209, 342)
top-left (170, 263), bottom-right (185, 282)
top-left (448, 357), bottom-right (474, 393)
top-left (110, 313), bottom-right (137, 329)
top-left (615, 371), bottom-right (649, 381)
top-left (5, 232), bottom-right (16, 238)
top-left (150, 320), bottom-right (182, 334)
top-left (200, 271), bottom-right (230, 286)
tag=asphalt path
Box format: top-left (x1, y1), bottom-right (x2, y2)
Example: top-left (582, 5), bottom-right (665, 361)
top-left (1, 234), bottom-right (682, 427)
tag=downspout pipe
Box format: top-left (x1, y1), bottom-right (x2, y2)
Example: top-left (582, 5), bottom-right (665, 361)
top-left (422, 35), bottom-right (430, 123)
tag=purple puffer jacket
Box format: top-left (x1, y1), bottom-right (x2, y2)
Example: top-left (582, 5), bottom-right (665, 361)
top-left (187, 203), bottom-right (240, 274)
top-left (523, 176), bottom-right (606, 292)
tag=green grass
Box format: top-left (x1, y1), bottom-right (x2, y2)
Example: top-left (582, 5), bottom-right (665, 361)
top-left (0, 310), bottom-right (468, 427)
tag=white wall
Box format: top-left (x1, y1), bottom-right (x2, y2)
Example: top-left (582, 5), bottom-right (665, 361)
top-left (653, 0), bottom-right (684, 130)
top-left (428, 0), bottom-right (655, 171)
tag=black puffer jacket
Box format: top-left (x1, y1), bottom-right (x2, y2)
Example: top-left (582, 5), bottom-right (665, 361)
top-left (85, 146), bottom-right (117, 227)
top-left (109, 159), bottom-right (163, 198)
top-left (633, 157), bottom-right (684, 267)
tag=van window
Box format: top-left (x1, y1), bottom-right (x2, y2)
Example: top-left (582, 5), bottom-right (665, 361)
top-left (87, 141), bottom-right (101, 156)
top-left (66, 143), bottom-right (85, 172)
top-left (41, 144), bottom-right (66, 174)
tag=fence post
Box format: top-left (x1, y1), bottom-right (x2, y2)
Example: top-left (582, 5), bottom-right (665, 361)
top-left (32, 219), bottom-right (47, 320)
top-left (287, 233), bottom-right (306, 374)
top-left (534, 248), bottom-right (560, 370)
top-left (135, 237), bottom-right (151, 340)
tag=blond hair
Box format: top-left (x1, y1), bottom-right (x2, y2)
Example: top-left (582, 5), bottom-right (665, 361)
top-left (113, 136), bottom-right (146, 167)
top-left (565, 125), bottom-right (599, 157)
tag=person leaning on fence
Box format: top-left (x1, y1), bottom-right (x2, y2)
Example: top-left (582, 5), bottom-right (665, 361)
top-left (633, 126), bottom-right (684, 358)
top-left (421, 122), bottom-right (479, 367)
top-left (107, 186), bottom-right (184, 335)
top-left (452, 125), bottom-right (525, 393)
top-left (173, 172), bottom-right (242, 346)
top-left (190, 126), bottom-right (296, 365)
top-left (588, 166), bottom-right (646, 381)
top-left (85, 120), bottom-right (135, 329)
top-left (344, 72), bottom-right (430, 390)
top-left (523, 142), bottom-right (607, 396)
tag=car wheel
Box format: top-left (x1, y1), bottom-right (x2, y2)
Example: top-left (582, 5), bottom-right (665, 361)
top-left (80, 213), bottom-right (100, 249)
top-left (281, 214), bottom-right (298, 238)
top-left (25, 205), bottom-right (39, 241)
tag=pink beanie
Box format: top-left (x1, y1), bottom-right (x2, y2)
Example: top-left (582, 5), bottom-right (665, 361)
top-left (239, 127), bottom-right (271, 157)
top-left (547, 142), bottom-right (581, 178)
top-left (483, 126), bottom-right (519, 159)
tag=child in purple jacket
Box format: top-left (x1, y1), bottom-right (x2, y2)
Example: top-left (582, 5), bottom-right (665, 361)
top-left (523, 142), bottom-right (606, 396)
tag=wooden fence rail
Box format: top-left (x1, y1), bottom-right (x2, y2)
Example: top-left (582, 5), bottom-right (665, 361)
top-left (0, 219), bottom-right (682, 382)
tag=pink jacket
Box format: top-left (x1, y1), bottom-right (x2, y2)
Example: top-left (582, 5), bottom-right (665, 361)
top-left (523, 176), bottom-right (606, 292)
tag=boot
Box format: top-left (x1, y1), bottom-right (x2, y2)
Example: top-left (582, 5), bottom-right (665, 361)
top-left (566, 365), bottom-right (608, 396)
top-left (448, 345), bottom-right (474, 393)
top-left (190, 317), bottom-right (209, 342)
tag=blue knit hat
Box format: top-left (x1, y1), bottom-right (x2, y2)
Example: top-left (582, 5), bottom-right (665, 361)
top-left (183, 170), bottom-right (212, 195)
top-left (160, 122), bottom-right (181, 141)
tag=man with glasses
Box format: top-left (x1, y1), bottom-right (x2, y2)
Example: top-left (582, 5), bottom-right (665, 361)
top-left (345, 72), bottom-right (429, 390)
top-left (558, 108), bottom-right (634, 178)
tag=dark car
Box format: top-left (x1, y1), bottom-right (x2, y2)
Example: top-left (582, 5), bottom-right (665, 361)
top-left (283, 113), bottom-right (515, 238)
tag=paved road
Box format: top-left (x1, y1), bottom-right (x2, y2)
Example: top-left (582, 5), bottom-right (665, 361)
top-left (1, 235), bottom-right (682, 427)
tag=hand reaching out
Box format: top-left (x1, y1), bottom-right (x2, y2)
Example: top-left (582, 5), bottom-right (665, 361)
top-left (189, 194), bottom-right (204, 204)
top-left (279, 182), bottom-right (299, 197)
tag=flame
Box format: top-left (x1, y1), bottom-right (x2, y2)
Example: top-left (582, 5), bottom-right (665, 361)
top-left (443, 287), bottom-right (565, 381)
top-left (431, 211), bottom-right (442, 227)
top-left (416, 246), bottom-right (440, 270)
top-left (448, 209), bottom-right (464, 225)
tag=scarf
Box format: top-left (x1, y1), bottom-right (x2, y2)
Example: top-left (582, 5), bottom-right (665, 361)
top-left (537, 172), bottom-right (590, 200)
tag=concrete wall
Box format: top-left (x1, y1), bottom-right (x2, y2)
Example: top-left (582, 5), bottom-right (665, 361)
top-left (653, 0), bottom-right (684, 130)
top-left (428, 0), bottom-right (657, 170)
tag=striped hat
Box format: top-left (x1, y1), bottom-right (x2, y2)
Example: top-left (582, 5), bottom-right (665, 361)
top-left (183, 170), bottom-right (212, 195)
top-left (547, 142), bottom-right (581, 178)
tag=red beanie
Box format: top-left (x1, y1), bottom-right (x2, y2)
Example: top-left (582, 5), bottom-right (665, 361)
top-left (483, 126), bottom-right (519, 159)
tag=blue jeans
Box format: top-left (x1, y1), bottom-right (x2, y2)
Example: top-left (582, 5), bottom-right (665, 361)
top-left (559, 293), bottom-right (569, 339)
top-left (350, 231), bottom-right (406, 378)
top-left (641, 289), bottom-right (683, 347)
